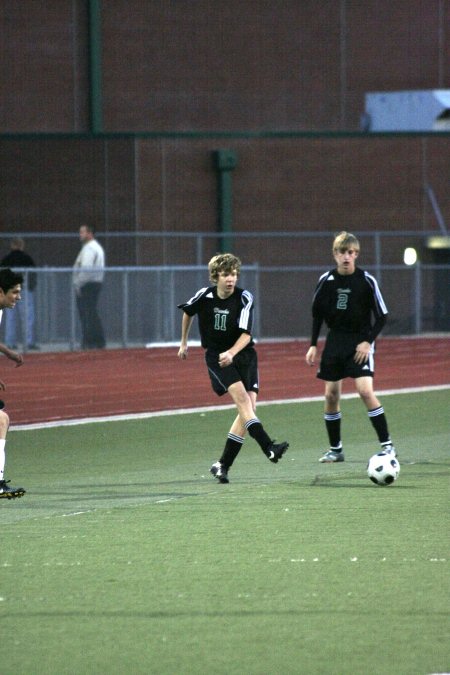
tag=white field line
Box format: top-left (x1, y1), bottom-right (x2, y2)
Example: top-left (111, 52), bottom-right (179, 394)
top-left (9, 383), bottom-right (449, 432)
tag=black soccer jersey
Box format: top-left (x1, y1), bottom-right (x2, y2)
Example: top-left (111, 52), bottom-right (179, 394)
top-left (310, 267), bottom-right (388, 345)
top-left (178, 285), bottom-right (255, 352)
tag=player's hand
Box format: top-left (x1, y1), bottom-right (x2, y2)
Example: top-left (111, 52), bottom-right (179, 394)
top-left (354, 341), bottom-right (370, 364)
top-left (6, 349), bottom-right (24, 367)
top-left (218, 350), bottom-right (233, 368)
top-left (178, 345), bottom-right (188, 360)
top-left (0, 379), bottom-right (5, 391)
top-left (305, 346), bottom-right (317, 366)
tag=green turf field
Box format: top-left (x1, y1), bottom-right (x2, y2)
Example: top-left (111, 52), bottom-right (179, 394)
top-left (2, 390), bottom-right (449, 675)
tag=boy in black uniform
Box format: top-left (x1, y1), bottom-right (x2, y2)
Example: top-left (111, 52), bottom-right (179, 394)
top-left (0, 269), bottom-right (26, 499)
top-left (305, 232), bottom-right (395, 462)
top-left (178, 253), bottom-right (288, 483)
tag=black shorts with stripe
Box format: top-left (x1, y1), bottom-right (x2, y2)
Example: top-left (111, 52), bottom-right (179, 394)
top-left (205, 347), bottom-right (260, 397)
top-left (317, 331), bottom-right (375, 382)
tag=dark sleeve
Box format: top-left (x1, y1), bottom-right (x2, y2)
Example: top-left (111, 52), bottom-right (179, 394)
top-left (310, 315), bottom-right (323, 347)
top-left (177, 302), bottom-right (196, 317)
top-left (177, 286), bottom-right (208, 316)
top-left (310, 276), bottom-right (326, 346)
top-left (362, 272), bottom-right (388, 343)
top-left (364, 314), bottom-right (387, 344)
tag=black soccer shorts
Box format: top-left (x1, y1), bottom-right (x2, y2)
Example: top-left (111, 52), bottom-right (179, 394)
top-left (205, 347), bottom-right (260, 396)
top-left (317, 331), bottom-right (375, 381)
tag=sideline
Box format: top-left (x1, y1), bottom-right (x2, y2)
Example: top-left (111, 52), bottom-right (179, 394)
top-left (10, 384), bottom-right (449, 432)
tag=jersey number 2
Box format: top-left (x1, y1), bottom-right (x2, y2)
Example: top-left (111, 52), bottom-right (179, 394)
top-left (337, 293), bottom-right (349, 310)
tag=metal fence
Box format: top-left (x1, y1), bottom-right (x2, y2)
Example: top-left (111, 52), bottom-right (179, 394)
top-left (1, 230), bottom-right (448, 268)
top-left (0, 263), bottom-right (448, 353)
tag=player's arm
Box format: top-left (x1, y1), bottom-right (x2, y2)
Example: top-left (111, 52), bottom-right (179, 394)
top-left (0, 342), bottom-right (24, 368)
top-left (218, 332), bottom-right (252, 368)
top-left (355, 282), bottom-right (388, 365)
top-left (178, 312), bottom-right (194, 360)
top-left (306, 315), bottom-right (322, 366)
top-left (364, 314), bottom-right (387, 344)
top-left (306, 275), bottom-right (327, 366)
top-left (354, 315), bottom-right (387, 364)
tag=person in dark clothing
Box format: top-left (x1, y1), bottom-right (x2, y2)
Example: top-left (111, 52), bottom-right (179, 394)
top-left (305, 231), bottom-right (396, 462)
top-left (0, 237), bottom-right (38, 350)
top-left (178, 253), bottom-right (289, 484)
top-left (0, 268), bottom-right (26, 499)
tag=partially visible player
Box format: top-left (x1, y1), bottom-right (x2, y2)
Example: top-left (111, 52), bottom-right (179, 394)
top-left (0, 268), bottom-right (26, 498)
top-left (178, 253), bottom-right (289, 483)
top-left (305, 232), bottom-right (395, 462)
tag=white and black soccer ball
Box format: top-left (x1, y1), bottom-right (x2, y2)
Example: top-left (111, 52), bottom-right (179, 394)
top-left (367, 451), bottom-right (400, 485)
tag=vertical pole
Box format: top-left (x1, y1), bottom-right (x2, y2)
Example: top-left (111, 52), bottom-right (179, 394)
top-left (218, 170), bottom-right (233, 253)
top-left (88, 0), bottom-right (103, 133)
top-left (374, 232), bottom-right (382, 285)
top-left (414, 261), bottom-right (422, 335)
top-left (122, 270), bottom-right (129, 347)
top-left (22, 271), bottom-right (29, 354)
top-left (253, 264), bottom-right (261, 339)
top-left (213, 150), bottom-right (238, 253)
top-left (196, 234), bottom-right (203, 266)
top-left (70, 270), bottom-right (77, 351)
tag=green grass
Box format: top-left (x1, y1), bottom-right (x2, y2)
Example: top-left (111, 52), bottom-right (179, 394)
top-left (2, 390), bottom-right (449, 675)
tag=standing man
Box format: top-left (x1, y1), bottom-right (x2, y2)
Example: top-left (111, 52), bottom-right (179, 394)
top-left (0, 268), bottom-right (26, 499)
top-left (0, 237), bottom-right (38, 350)
top-left (178, 253), bottom-right (289, 484)
top-left (305, 231), bottom-right (395, 462)
top-left (73, 224), bottom-right (106, 350)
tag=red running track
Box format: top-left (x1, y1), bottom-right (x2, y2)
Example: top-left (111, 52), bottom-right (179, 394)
top-left (2, 337), bottom-right (449, 426)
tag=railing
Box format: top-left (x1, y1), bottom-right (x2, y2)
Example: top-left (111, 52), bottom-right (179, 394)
top-left (1, 263), bottom-right (448, 352)
top-left (1, 230), bottom-right (446, 270)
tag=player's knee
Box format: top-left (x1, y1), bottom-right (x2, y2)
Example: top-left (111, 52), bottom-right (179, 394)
top-left (357, 387), bottom-right (375, 405)
top-left (236, 391), bottom-right (251, 410)
top-left (325, 390), bottom-right (339, 407)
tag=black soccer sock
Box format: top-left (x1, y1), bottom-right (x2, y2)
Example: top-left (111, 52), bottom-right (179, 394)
top-left (245, 418), bottom-right (272, 454)
top-left (219, 433), bottom-right (244, 470)
top-left (324, 412), bottom-right (342, 451)
top-left (368, 406), bottom-right (390, 444)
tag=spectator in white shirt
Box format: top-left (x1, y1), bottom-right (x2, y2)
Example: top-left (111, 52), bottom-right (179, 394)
top-left (73, 224), bottom-right (106, 349)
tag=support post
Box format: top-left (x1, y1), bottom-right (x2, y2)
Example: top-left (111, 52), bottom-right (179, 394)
top-left (213, 149), bottom-right (238, 252)
top-left (88, 0), bottom-right (103, 133)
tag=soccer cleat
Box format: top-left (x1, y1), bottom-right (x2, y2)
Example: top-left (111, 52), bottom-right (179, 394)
top-left (210, 461), bottom-right (229, 484)
top-left (383, 444), bottom-right (397, 457)
top-left (0, 479), bottom-right (26, 500)
top-left (267, 441), bottom-right (289, 464)
top-left (319, 450), bottom-right (345, 463)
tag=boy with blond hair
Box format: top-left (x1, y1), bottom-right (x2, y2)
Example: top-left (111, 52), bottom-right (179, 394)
top-left (178, 253), bottom-right (288, 483)
top-left (306, 232), bottom-right (395, 462)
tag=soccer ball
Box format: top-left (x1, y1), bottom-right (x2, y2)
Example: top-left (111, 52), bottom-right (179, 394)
top-left (367, 451), bottom-right (400, 485)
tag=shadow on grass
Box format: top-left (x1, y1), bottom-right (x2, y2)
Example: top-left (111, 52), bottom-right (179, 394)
top-left (310, 475), bottom-right (416, 489)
